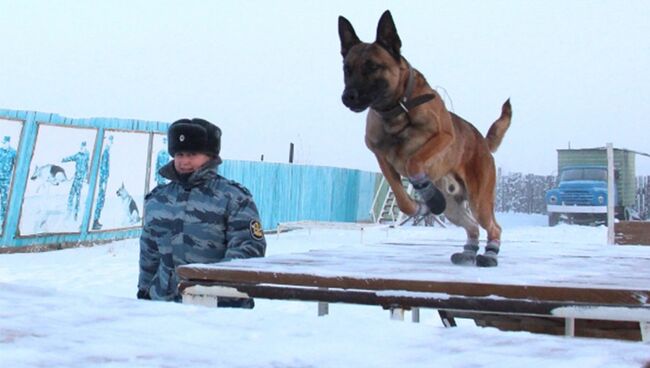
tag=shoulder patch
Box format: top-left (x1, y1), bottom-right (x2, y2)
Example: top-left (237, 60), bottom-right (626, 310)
top-left (250, 219), bottom-right (264, 240)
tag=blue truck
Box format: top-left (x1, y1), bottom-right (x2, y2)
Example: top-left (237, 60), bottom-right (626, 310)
top-left (545, 148), bottom-right (637, 226)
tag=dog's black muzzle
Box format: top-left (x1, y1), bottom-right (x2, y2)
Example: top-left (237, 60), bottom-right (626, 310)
top-left (341, 88), bottom-right (370, 112)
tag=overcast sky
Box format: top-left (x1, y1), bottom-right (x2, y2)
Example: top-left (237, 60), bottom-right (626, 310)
top-left (1, 0), bottom-right (649, 175)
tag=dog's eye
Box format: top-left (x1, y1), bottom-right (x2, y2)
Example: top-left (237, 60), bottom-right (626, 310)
top-left (364, 61), bottom-right (380, 75)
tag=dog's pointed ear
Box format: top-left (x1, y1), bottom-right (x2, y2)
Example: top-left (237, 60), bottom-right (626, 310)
top-left (375, 10), bottom-right (401, 61)
top-left (338, 15), bottom-right (361, 58)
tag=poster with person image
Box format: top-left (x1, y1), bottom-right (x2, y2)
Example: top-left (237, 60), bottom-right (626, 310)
top-left (0, 118), bottom-right (24, 235)
top-left (149, 133), bottom-right (171, 190)
top-left (89, 130), bottom-right (148, 231)
top-left (20, 124), bottom-right (97, 235)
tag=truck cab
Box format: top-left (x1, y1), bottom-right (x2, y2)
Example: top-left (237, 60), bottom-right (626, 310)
top-left (545, 165), bottom-right (616, 226)
top-left (545, 147), bottom-right (639, 226)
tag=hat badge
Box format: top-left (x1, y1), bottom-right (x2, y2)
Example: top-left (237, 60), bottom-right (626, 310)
top-left (179, 134), bottom-right (185, 142)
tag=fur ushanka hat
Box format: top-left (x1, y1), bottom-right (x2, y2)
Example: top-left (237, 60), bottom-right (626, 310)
top-left (167, 118), bottom-right (222, 162)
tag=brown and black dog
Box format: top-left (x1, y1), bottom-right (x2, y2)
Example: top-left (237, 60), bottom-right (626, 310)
top-left (338, 10), bottom-right (512, 267)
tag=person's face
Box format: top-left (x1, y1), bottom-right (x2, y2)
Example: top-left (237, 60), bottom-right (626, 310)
top-left (173, 152), bottom-right (212, 174)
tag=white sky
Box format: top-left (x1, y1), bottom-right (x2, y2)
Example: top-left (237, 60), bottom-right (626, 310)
top-left (1, 0), bottom-right (649, 175)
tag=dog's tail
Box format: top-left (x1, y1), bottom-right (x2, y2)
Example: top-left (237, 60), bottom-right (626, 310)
top-left (485, 99), bottom-right (512, 153)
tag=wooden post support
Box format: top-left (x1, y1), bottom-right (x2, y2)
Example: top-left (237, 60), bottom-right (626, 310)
top-left (438, 310), bottom-right (457, 327)
top-left (317, 301), bottom-right (329, 316)
top-left (317, 287), bottom-right (329, 316)
top-left (390, 308), bottom-right (405, 321)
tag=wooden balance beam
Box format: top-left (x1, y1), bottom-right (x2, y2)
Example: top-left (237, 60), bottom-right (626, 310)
top-left (177, 241), bottom-right (650, 341)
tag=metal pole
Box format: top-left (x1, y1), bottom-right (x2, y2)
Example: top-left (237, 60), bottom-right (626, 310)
top-left (564, 318), bottom-right (575, 337)
top-left (411, 307), bottom-right (420, 323)
top-left (607, 143), bottom-right (615, 245)
top-left (289, 142), bottom-right (294, 163)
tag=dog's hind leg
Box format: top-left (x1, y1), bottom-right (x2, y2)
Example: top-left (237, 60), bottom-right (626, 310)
top-left (447, 201), bottom-right (481, 265)
top-left (437, 177), bottom-right (481, 265)
top-left (470, 173), bottom-right (502, 267)
top-left (475, 202), bottom-right (502, 267)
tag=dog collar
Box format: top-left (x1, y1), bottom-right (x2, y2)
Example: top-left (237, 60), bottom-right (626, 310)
top-left (377, 64), bottom-right (436, 121)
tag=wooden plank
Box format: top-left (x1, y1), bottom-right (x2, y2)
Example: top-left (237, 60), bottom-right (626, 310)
top-left (178, 281), bottom-right (650, 317)
top-left (178, 267), bottom-right (650, 306)
top-left (449, 312), bottom-right (644, 341)
top-left (615, 221), bottom-right (650, 245)
top-left (178, 242), bottom-right (650, 288)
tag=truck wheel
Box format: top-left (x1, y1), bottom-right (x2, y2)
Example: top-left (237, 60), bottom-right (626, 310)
top-left (548, 213), bottom-right (560, 227)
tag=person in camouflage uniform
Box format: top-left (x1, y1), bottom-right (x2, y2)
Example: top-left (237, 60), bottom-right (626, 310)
top-left (137, 118), bottom-right (266, 305)
top-left (62, 141), bottom-right (90, 221)
top-left (0, 136), bottom-right (17, 222)
top-left (155, 137), bottom-right (170, 186)
top-left (92, 135), bottom-right (113, 230)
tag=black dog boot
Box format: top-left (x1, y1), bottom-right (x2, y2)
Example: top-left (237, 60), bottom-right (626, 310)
top-left (476, 240), bottom-right (500, 267)
top-left (409, 174), bottom-right (446, 215)
top-left (450, 240), bottom-right (479, 265)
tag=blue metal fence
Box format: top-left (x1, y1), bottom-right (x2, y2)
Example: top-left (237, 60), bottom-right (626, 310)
top-left (0, 108), bottom-right (378, 251)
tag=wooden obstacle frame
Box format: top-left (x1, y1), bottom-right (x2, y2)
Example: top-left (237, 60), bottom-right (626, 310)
top-left (177, 241), bottom-right (650, 342)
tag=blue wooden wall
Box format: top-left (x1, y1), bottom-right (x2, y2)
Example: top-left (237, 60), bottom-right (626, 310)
top-left (220, 160), bottom-right (378, 228)
top-left (0, 108), bottom-right (378, 250)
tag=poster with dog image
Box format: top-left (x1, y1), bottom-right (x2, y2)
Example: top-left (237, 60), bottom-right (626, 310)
top-left (19, 124), bottom-right (98, 235)
top-left (89, 130), bottom-right (148, 232)
top-left (149, 133), bottom-right (171, 191)
top-left (0, 118), bottom-right (24, 235)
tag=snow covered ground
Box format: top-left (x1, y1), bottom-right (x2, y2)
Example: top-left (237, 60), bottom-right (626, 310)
top-left (1, 213), bottom-right (649, 368)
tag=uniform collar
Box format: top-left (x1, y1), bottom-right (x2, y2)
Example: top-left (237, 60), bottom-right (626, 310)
top-left (159, 159), bottom-right (220, 187)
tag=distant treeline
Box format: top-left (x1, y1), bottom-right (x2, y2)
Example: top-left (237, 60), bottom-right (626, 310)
top-left (494, 169), bottom-right (650, 219)
top-left (494, 170), bottom-right (555, 214)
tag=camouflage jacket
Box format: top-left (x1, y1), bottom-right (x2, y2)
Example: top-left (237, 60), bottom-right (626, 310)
top-left (138, 159), bottom-right (266, 302)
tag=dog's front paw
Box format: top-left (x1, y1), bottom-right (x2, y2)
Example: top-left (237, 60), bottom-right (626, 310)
top-left (423, 188), bottom-right (446, 215)
top-left (409, 176), bottom-right (446, 215)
